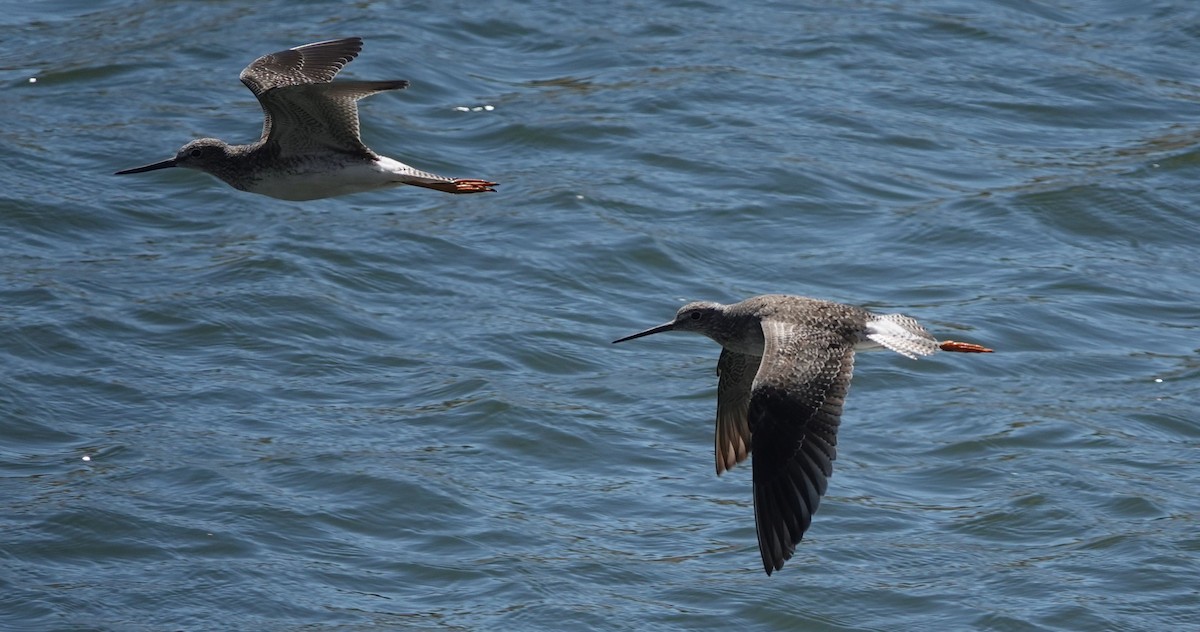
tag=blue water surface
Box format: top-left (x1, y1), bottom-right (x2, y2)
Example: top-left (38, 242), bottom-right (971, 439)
top-left (2, 1), bottom-right (1199, 630)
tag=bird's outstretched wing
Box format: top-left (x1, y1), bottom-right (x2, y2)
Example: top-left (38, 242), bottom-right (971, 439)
top-left (239, 38), bottom-right (409, 156)
top-left (239, 37), bottom-right (364, 95)
top-left (749, 319), bottom-right (854, 575)
top-left (715, 348), bottom-right (758, 475)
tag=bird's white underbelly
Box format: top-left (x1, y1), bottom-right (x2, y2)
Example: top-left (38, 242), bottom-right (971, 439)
top-left (245, 160), bottom-right (407, 201)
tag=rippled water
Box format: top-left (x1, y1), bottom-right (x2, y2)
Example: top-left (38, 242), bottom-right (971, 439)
top-left (3, 1), bottom-right (1199, 630)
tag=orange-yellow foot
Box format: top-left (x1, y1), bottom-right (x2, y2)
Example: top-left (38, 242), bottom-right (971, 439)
top-left (453, 178), bottom-right (498, 193)
top-left (939, 340), bottom-right (994, 353)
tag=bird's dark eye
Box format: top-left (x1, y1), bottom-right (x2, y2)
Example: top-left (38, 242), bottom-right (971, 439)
top-left (190, 149), bottom-right (203, 157)
top-left (690, 311), bottom-right (702, 320)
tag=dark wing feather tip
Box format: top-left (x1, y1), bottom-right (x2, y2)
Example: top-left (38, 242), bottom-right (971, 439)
top-left (747, 320), bottom-right (856, 574)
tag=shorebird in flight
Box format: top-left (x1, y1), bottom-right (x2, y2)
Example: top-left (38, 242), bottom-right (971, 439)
top-left (116, 37), bottom-right (497, 200)
top-left (613, 294), bottom-right (992, 575)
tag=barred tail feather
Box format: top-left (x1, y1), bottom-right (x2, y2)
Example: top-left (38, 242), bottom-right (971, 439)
top-left (864, 313), bottom-right (939, 359)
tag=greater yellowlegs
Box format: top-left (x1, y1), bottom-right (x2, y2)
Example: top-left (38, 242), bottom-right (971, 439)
top-left (612, 294), bottom-right (992, 575)
top-left (115, 37), bottom-right (497, 200)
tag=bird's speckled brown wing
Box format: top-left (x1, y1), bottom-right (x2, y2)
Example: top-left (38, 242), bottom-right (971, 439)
top-left (255, 81), bottom-right (408, 156)
top-left (239, 38), bottom-right (408, 156)
top-left (239, 37), bottom-right (364, 95)
top-left (749, 318), bottom-right (854, 575)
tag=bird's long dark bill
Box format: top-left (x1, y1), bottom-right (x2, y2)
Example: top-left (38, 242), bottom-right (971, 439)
top-left (114, 159), bottom-right (177, 175)
top-left (612, 321), bottom-right (675, 344)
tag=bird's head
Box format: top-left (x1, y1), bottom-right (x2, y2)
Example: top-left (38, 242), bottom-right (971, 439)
top-left (612, 301), bottom-right (723, 343)
top-left (115, 138), bottom-right (233, 176)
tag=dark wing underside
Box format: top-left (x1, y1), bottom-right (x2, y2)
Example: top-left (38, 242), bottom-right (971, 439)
top-left (715, 348), bottom-right (759, 475)
top-left (238, 38), bottom-right (408, 156)
top-left (749, 319), bottom-right (855, 575)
